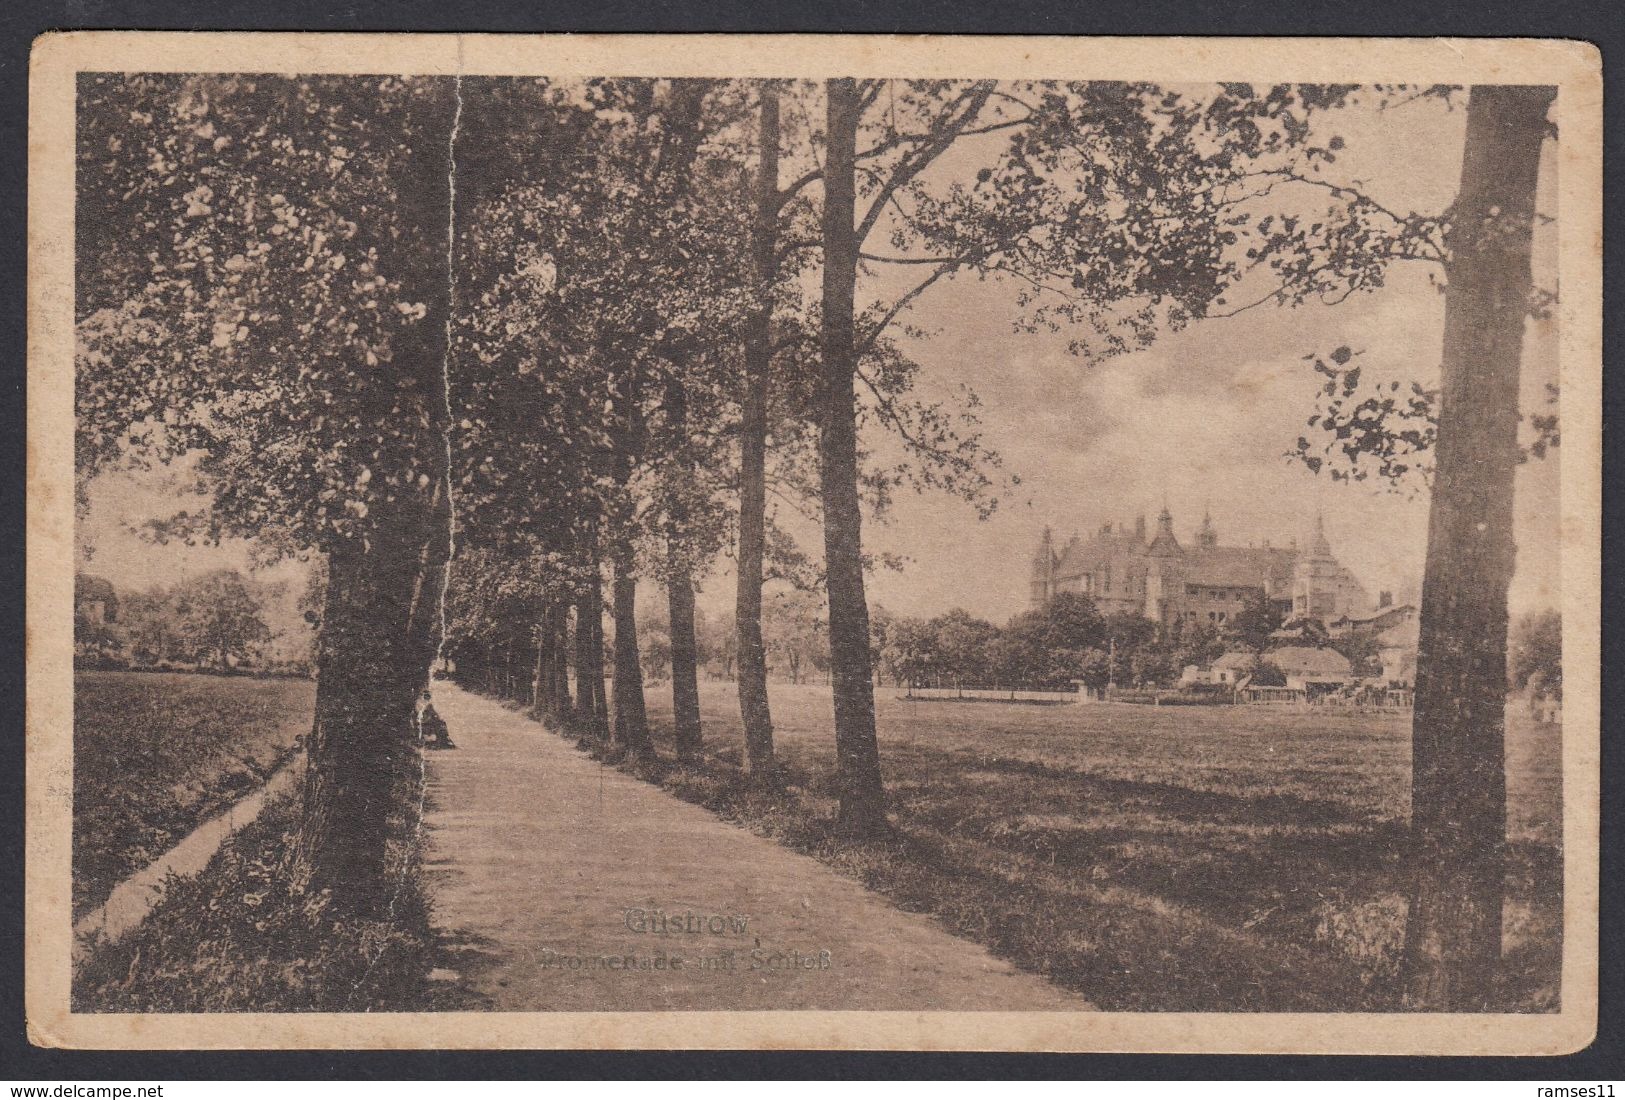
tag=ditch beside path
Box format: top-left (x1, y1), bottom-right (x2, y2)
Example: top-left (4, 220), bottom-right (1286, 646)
top-left (422, 684), bottom-right (1088, 1011)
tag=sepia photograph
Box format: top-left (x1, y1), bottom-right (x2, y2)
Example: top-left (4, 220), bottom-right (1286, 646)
top-left (25, 33), bottom-right (1601, 1053)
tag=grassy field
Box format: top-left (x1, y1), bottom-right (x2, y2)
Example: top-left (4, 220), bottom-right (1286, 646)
top-left (631, 680), bottom-right (1562, 1012)
top-left (73, 671), bottom-right (315, 918)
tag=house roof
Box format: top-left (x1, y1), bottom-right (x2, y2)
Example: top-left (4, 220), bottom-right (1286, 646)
top-left (1212, 650), bottom-right (1255, 670)
top-left (1332, 603), bottom-right (1417, 631)
top-left (1269, 645), bottom-right (1352, 676)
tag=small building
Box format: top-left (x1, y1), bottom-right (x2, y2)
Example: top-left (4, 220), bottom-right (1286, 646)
top-left (1329, 600), bottom-right (1417, 638)
top-left (1184, 650), bottom-right (1259, 686)
top-left (75, 572), bottom-right (118, 626)
top-left (1374, 612), bottom-right (1421, 688)
top-left (1269, 645), bottom-right (1353, 693)
top-left (1209, 650), bottom-right (1255, 685)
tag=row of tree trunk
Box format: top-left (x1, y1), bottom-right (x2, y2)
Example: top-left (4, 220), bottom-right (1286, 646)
top-left (450, 543), bottom-right (706, 766)
top-left (297, 79), bottom-right (1556, 1014)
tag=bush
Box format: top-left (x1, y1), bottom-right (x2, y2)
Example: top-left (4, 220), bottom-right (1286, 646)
top-left (1250, 659), bottom-right (1287, 687)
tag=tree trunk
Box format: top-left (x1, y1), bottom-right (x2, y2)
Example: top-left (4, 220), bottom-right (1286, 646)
top-left (736, 82), bottom-right (780, 778)
top-left (610, 543), bottom-right (652, 757)
top-left (294, 69), bottom-right (456, 906)
top-left (668, 545), bottom-right (703, 760)
top-left (819, 78), bottom-right (888, 836)
top-left (294, 492), bottom-right (445, 915)
top-left (1402, 83), bottom-right (1554, 1011)
top-left (591, 596), bottom-right (610, 738)
top-left (662, 374), bottom-right (705, 760)
top-left (532, 629), bottom-right (546, 713)
top-left (534, 619), bottom-right (554, 716)
top-left (585, 571), bottom-right (611, 734)
top-left (551, 604), bottom-right (572, 721)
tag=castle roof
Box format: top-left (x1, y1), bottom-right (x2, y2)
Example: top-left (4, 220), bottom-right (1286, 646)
top-left (1051, 534), bottom-right (1297, 592)
top-left (1051, 527), bottom-right (1141, 576)
top-left (1183, 546), bottom-right (1297, 589)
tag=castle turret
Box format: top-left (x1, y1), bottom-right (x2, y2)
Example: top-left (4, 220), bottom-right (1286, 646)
top-left (1308, 510), bottom-right (1333, 558)
top-left (1147, 505), bottom-right (1182, 557)
top-left (1292, 511), bottom-right (1340, 620)
top-left (1196, 507), bottom-right (1217, 550)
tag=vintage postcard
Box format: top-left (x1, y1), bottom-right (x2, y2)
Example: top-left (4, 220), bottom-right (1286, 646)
top-left (26, 33), bottom-right (1601, 1053)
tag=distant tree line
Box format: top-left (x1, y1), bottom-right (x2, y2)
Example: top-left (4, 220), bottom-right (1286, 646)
top-left (74, 569), bottom-right (299, 674)
top-left (871, 590), bottom-right (1389, 692)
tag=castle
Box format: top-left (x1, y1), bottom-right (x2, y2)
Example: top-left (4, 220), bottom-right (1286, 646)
top-left (1028, 507), bottom-right (1371, 627)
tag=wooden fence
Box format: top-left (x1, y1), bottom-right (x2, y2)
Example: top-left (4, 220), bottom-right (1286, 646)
top-left (903, 685), bottom-right (1081, 705)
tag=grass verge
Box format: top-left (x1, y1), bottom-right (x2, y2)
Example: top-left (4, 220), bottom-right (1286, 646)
top-left (74, 671), bottom-right (315, 918)
top-left (72, 742), bottom-right (438, 1013)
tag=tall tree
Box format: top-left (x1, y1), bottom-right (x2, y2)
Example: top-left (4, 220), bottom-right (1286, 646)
top-left (818, 78), bottom-right (889, 833)
top-left (1263, 84), bottom-right (1559, 1006)
top-left (456, 78), bottom-right (745, 758)
top-left (76, 74), bottom-right (463, 912)
top-left (1403, 84), bottom-right (1556, 1010)
top-left (735, 83), bottom-right (783, 778)
top-left (799, 77), bottom-right (1228, 828)
top-left (174, 568), bottom-right (273, 670)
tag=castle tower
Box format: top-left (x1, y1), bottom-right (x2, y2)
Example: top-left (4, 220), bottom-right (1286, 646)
top-left (1030, 526), bottom-right (1056, 607)
top-left (1196, 507), bottom-right (1218, 550)
top-left (1308, 510), bottom-right (1333, 558)
top-left (1147, 505), bottom-right (1182, 557)
top-left (1292, 511), bottom-right (1340, 621)
top-left (1144, 506), bottom-right (1184, 622)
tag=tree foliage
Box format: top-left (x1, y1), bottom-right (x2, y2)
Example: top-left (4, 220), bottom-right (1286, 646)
top-left (1509, 609), bottom-right (1561, 700)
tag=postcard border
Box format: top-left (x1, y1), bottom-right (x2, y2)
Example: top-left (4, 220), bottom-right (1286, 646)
top-left (25, 30), bottom-right (1604, 1054)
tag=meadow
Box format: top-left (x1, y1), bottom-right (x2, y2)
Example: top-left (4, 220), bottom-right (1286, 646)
top-left (634, 680), bottom-right (1563, 1012)
top-left (69, 668), bottom-right (1563, 1013)
top-left (73, 671), bottom-right (315, 918)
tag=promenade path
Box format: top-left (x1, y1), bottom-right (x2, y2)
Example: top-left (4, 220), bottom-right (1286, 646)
top-left (421, 683), bottom-right (1087, 1011)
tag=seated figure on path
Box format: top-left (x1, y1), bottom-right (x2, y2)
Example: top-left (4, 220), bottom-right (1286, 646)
top-left (415, 689), bottom-right (456, 750)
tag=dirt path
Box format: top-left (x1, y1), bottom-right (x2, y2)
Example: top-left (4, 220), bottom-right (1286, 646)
top-left (422, 684), bottom-right (1087, 1011)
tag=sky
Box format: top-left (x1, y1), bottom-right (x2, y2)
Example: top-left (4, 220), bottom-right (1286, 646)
top-left (77, 86), bottom-right (1563, 631)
